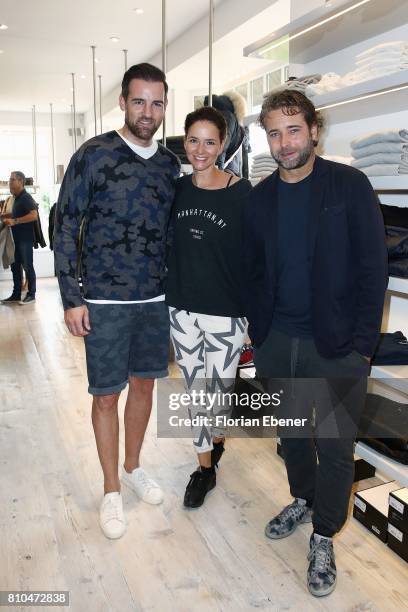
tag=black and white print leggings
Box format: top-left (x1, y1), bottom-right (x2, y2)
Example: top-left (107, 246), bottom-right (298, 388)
top-left (169, 307), bottom-right (247, 453)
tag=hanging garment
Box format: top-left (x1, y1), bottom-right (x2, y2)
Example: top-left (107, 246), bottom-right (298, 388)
top-left (0, 221), bottom-right (15, 269)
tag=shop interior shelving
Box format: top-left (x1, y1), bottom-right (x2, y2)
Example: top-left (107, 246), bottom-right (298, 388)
top-left (244, 70), bottom-right (408, 127)
top-left (243, 0), bottom-right (408, 65)
top-left (355, 442), bottom-right (408, 486)
top-left (314, 70), bottom-right (408, 124)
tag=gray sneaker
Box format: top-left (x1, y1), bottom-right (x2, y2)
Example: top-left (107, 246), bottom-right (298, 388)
top-left (307, 534), bottom-right (337, 597)
top-left (265, 499), bottom-right (313, 539)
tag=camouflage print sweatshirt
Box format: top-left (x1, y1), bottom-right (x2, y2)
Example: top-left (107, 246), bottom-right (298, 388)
top-left (54, 131), bottom-right (180, 310)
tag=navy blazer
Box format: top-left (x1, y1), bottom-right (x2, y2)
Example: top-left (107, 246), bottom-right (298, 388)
top-left (242, 156), bottom-right (388, 359)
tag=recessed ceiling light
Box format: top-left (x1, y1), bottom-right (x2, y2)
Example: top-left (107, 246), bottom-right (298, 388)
top-left (0, 24), bottom-right (8, 30)
top-left (0, 49), bottom-right (4, 54)
top-left (110, 36), bottom-right (119, 42)
top-left (94, 58), bottom-right (99, 63)
top-left (80, 74), bottom-right (86, 79)
top-left (134, 8), bottom-right (144, 14)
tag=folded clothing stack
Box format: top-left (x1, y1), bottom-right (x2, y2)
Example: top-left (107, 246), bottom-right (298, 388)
top-left (372, 331), bottom-right (408, 366)
top-left (351, 40), bottom-right (408, 83)
top-left (350, 129), bottom-right (408, 175)
top-left (306, 72), bottom-right (343, 97)
top-left (250, 152), bottom-right (277, 180)
top-left (306, 41), bottom-right (408, 97)
top-left (267, 74), bottom-right (321, 97)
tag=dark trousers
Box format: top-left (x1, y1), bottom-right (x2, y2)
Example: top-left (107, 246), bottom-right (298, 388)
top-left (11, 240), bottom-right (36, 298)
top-left (254, 327), bottom-right (369, 537)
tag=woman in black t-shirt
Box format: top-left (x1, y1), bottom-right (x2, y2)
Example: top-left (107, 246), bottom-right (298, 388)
top-left (166, 106), bottom-right (252, 508)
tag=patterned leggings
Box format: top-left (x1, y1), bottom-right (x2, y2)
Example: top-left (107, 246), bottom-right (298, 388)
top-left (169, 307), bottom-right (247, 453)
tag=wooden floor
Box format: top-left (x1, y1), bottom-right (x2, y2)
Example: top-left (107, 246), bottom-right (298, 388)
top-left (1, 278), bottom-right (408, 612)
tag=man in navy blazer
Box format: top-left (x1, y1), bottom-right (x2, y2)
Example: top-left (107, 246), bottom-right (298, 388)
top-left (242, 90), bottom-right (387, 597)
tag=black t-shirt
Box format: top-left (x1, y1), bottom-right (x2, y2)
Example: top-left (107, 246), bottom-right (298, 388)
top-left (166, 174), bottom-right (252, 317)
top-left (11, 189), bottom-right (37, 243)
top-left (271, 173), bottom-right (313, 337)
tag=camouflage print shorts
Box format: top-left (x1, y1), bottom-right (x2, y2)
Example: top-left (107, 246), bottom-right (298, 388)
top-left (84, 301), bottom-right (170, 395)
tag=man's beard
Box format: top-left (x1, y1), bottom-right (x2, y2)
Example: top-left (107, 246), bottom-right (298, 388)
top-left (272, 137), bottom-right (315, 170)
top-left (125, 113), bottom-right (160, 141)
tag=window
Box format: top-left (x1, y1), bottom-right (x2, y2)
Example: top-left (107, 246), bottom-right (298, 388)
top-left (251, 76), bottom-right (264, 110)
top-left (267, 69), bottom-right (282, 93)
top-left (235, 82), bottom-right (248, 104)
top-left (193, 95), bottom-right (205, 110)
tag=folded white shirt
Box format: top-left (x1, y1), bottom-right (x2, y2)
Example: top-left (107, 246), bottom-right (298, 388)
top-left (351, 129), bottom-right (408, 149)
top-left (356, 53), bottom-right (408, 67)
top-left (360, 164), bottom-right (408, 176)
top-left (306, 72), bottom-right (343, 96)
top-left (351, 152), bottom-right (408, 168)
top-left (352, 142), bottom-right (408, 158)
top-left (250, 170), bottom-right (275, 178)
top-left (357, 41), bottom-right (408, 60)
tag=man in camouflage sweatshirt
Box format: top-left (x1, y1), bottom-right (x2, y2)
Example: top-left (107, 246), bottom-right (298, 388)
top-left (54, 63), bottom-right (180, 539)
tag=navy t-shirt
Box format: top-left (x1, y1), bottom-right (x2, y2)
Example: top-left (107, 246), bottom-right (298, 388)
top-left (271, 173), bottom-right (313, 337)
top-left (11, 189), bottom-right (37, 243)
top-left (166, 174), bottom-right (252, 317)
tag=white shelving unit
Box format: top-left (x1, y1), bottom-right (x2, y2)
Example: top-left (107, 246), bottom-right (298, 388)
top-left (244, 72), bottom-right (408, 128)
top-left (314, 70), bottom-right (408, 124)
top-left (355, 442), bottom-right (408, 487)
top-left (243, 0), bottom-right (408, 65)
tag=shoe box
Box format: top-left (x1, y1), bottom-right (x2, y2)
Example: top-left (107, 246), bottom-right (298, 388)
top-left (353, 481), bottom-right (401, 542)
top-left (388, 488), bottom-right (408, 531)
top-left (387, 488), bottom-right (408, 563)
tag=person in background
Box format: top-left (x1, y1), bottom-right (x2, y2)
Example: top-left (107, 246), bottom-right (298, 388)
top-left (242, 90), bottom-right (387, 597)
top-left (54, 63), bottom-right (180, 540)
top-left (166, 106), bottom-right (252, 508)
top-left (1, 171), bottom-right (38, 305)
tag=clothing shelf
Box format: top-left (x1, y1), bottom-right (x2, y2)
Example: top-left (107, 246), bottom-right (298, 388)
top-left (370, 364), bottom-right (408, 395)
top-left (243, 0), bottom-right (407, 65)
top-left (369, 176), bottom-right (408, 193)
top-left (314, 70), bottom-right (408, 124)
top-left (355, 441), bottom-right (408, 487)
top-left (387, 276), bottom-right (408, 295)
top-left (244, 71), bottom-right (408, 128)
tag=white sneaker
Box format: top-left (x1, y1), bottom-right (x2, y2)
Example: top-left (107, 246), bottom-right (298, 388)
top-left (121, 466), bottom-right (163, 505)
top-left (99, 492), bottom-right (126, 539)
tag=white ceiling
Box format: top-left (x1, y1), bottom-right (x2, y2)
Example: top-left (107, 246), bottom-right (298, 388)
top-left (168, 0), bottom-right (290, 91)
top-left (0, 0), bottom-right (224, 114)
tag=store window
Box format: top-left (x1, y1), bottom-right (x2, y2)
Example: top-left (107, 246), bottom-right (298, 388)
top-left (235, 82), bottom-right (248, 105)
top-left (267, 69), bottom-right (282, 94)
top-left (193, 95), bottom-right (205, 110)
top-left (250, 76), bottom-right (264, 111)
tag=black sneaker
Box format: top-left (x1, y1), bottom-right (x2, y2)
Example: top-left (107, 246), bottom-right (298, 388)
top-left (20, 294), bottom-right (36, 305)
top-left (1, 295), bottom-right (21, 304)
top-left (211, 440), bottom-right (225, 468)
top-left (307, 534), bottom-right (337, 597)
top-left (183, 468), bottom-right (216, 508)
top-left (265, 498), bottom-right (313, 539)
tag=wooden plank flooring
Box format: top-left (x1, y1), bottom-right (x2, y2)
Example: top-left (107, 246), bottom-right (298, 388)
top-left (1, 278), bottom-right (408, 612)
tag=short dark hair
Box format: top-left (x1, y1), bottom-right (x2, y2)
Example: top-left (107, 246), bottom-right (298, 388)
top-left (184, 106), bottom-right (227, 142)
top-left (11, 170), bottom-right (25, 183)
top-left (259, 90), bottom-right (324, 146)
top-left (121, 62), bottom-right (168, 100)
